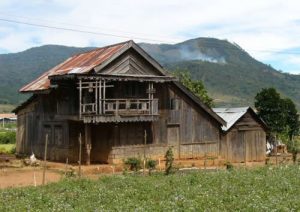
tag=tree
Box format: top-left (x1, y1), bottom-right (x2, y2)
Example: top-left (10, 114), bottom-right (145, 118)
top-left (282, 98), bottom-right (300, 140)
top-left (174, 71), bottom-right (214, 107)
top-left (254, 88), bottom-right (286, 134)
top-left (255, 88), bottom-right (300, 138)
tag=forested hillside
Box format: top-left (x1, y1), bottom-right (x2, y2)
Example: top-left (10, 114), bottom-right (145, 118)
top-left (140, 38), bottom-right (300, 108)
top-left (0, 45), bottom-right (94, 104)
top-left (0, 37), bottom-right (300, 109)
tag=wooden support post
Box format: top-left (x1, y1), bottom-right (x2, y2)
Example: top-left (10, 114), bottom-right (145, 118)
top-left (79, 79), bottom-right (82, 119)
top-left (275, 134), bottom-right (278, 165)
top-left (148, 83), bottom-right (151, 115)
top-left (204, 139), bottom-right (207, 170)
top-left (78, 133), bottom-right (82, 178)
top-left (143, 130), bottom-right (147, 176)
top-left (42, 134), bottom-right (48, 186)
top-left (64, 158), bottom-right (69, 177)
top-left (95, 81), bottom-right (98, 115)
top-left (244, 133), bottom-right (247, 166)
top-left (33, 170), bottom-right (37, 187)
top-left (2, 119), bottom-right (4, 128)
top-left (85, 124), bottom-right (92, 165)
top-left (151, 83), bottom-right (154, 114)
top-left (99, 80), bottom-right (102, 114)
top-left (103, 80), bottom-right (106, 114)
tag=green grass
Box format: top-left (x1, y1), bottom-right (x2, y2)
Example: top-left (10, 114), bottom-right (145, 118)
top-left (0, 122), bottom-right (16, 129)
top-left (0, 144), bottom-right (15, 154)
top-left (0, 130), bottom-right (16, 144)
top-left (1, 166), bottom-right (300, 211)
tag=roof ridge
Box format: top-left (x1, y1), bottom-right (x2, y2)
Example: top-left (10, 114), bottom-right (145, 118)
top-left (71, 40), bottom-right (132, 57)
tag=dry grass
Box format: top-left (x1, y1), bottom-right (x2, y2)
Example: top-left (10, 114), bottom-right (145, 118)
top-left (0, 144), bottom-right (15, 154)
top-left (0, 104), bottom-right (15, 113)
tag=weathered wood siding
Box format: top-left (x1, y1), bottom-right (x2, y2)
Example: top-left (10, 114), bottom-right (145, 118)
top-left (16, 80), bottom-right (222, 163)
top-left (16, 49), bottom-right (222, 163)
top-left (220, 112), bottom-right (266, 163)
top-left (16, 84), bottom-right (78, 162)
top-left (151, 83), bottom-right (221, 160)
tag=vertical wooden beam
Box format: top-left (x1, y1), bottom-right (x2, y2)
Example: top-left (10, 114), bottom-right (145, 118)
top-left (95, 81), bottom-right (98, 115)
top-left (151, 83), bottom-right (154, 115)
top-left (42, 134), bottom-right (48, 186)
top-left (85, 124), bottom-right (92, 165)
top-left (99, 80), bottom-right (102, 115)
top-left (78, 133), bottom-right (82, 178)
top-left (244, 132), bottom-right (247, 165)
top-left (148, 82), bottom-right (151, 115)
top-left (79, 79), bottom-right (82, 119)
top-left (143, 130), bottom-right (147, 176)
top-left (103, 80), bottom-right (106, 114)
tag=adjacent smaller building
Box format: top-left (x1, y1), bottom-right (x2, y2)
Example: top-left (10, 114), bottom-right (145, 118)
top-left (0, 113), bottom-right (17, 127)
top-left (213, 107), bottom-right (267, 163)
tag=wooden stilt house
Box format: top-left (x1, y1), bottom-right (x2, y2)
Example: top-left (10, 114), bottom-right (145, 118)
top-left (14, 40), bottom-right (266, 165)
top-left (14, 41), bottom-right (226, 164)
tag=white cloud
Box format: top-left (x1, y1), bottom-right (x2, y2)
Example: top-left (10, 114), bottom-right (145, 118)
top-left (0, 0), bottom-right (300, 73)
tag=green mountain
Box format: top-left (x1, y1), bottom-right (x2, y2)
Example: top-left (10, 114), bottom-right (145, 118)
top-left (140, 38), bottom-right (300, 108)
top-left (0, 38), bottom-right (300, 109)
top-left (0, 45), bottom-right (95, 104)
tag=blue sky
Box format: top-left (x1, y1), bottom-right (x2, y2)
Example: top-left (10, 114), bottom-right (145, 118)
top-left (0, 0), bottom-right (300, 74)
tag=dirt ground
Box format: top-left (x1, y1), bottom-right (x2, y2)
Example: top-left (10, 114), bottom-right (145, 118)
top-left (0, 153), bottom-right (293, 189)
top-left (0, 153), bottom-right (125, 189)
top-left (0, 168), bottom-right (61, 189)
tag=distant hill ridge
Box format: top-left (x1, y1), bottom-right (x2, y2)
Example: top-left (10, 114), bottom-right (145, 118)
top-left (0, 37), bottom-right (300, 109)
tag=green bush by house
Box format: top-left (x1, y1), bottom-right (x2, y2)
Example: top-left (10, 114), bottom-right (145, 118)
top-left (0, 131), bottom-right (16, 144)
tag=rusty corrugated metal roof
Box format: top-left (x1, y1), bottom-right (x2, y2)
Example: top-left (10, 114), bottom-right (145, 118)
top-left (20, 41), bottom-right (130, 92)
top-left (0, 113), bottom-right (17, 120)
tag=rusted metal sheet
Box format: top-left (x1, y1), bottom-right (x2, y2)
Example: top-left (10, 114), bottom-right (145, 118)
top-left (20, 42), bottom-right (128, 92)
top-left (0, 113), bottom-right (17, 120)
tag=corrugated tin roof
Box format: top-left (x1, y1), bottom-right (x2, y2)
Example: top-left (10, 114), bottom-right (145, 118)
top-left (20, 41), bottom-right (130, 92)
top-left (0, 113), bottom-right (17, 120)
top-left (212, 107), bottom-right (249, 131)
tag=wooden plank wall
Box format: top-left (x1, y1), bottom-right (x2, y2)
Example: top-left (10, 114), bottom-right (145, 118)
top-left (16, 80), bottom-right (222, 163)
top-left (220, 112), bottom-right (266, 163)
top-left (16, 86), bottom-right (78, 162)
top-left (97, 82), bottom-right (222, 163)
top-left (152, 83), bottom-right (221, 160)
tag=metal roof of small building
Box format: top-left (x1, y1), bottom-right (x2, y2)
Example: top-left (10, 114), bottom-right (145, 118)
top-left (212, 107), bottom-right (249, 131)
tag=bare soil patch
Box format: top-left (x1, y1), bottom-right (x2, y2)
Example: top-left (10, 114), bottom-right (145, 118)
top-left (0, 168), bottom-right (61, 189)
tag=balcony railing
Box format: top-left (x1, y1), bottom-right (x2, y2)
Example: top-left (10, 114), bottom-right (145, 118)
top-left (81, 98), bottom-right (158, 116)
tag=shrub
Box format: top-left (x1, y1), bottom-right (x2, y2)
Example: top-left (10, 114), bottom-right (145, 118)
top-left (225, 161), bottom-right (234, 170)
top-left (0, 147), bottom-right (6, 154)
top-left (165, 148), bottom-right (174, 175)
top-left (0, 131), bottom-right (16, 144)
top-left (146, 159), bottom-right (157, 175)
top-left (124, 157), bottom-right (142, 172)
top-left (0, 144), bottom-right (15, 154)
top-left (9, 146), bottom-right (16, 154)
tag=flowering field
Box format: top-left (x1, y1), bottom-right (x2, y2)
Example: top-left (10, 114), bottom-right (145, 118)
top-left (1, 165), bottom-right (300, 211)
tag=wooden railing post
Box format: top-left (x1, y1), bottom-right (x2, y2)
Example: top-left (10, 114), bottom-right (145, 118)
top-left (79, 79), bottom-right (82, 119)
top-left (116, 100), bottom-right (119, 116)
top-left (95, 81), bottom-right (98, 115)
top-left (103, 80), bottom-right (106, 114)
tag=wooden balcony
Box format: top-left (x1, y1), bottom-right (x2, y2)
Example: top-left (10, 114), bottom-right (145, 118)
top-left (78, 79), bottom-right (159, 123)
top-left (80, 98), bottom-right (159, 123)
